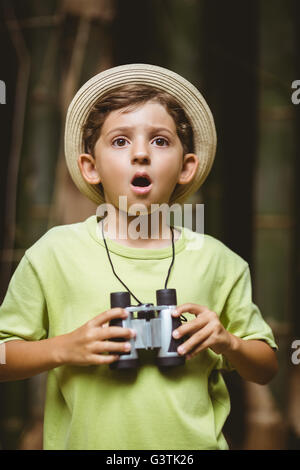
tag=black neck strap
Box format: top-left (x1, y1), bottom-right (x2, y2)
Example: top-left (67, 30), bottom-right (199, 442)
top-left (100, 217), bottom-right (175, 306)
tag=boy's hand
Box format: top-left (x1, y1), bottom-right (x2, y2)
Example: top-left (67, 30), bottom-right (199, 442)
top-left (172, 304), bottom-right (278, 384)
top-left (56, 308), bottom-right (136, 366)
top-left (171, 303), bottom-right (235, 360)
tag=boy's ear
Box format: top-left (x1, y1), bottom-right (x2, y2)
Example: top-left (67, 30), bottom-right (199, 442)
top-left (77, 153), bottom-right (101, 185)
top-left (177, 153), bottom-right (199, 185)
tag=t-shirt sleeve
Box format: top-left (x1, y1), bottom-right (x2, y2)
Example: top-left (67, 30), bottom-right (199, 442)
top-left (0, 254), bottom-right (48, 343)
top-left (219, 264), bottom-right (278, 371)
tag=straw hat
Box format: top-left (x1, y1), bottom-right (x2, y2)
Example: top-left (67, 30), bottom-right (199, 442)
top-left (64, 63), bottom-right (217, 205)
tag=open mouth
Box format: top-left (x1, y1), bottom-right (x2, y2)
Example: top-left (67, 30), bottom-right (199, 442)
top-left (130, 173), bottom-right (153, 194)
top-left (131, 176), bottom-right (151, 187)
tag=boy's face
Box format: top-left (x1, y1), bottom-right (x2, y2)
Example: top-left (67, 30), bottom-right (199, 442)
top-left (78, 101), bottom-right (198, 214)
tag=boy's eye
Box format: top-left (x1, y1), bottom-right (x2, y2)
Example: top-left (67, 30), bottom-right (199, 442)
top-left (153, 137), bottom-right (169, 146)
top-left (112, 138), bottom-right (128, 147)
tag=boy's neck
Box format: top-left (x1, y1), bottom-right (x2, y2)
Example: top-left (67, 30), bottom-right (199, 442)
top-left (101, 209), bottom-right (180, 249)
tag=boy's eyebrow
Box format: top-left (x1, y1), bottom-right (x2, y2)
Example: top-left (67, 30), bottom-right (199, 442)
top-left (105, 126), bottom-right (175, 136)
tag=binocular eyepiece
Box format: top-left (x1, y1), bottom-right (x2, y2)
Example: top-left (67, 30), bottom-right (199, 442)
top-left (109, 288), bottom-right (185, 370)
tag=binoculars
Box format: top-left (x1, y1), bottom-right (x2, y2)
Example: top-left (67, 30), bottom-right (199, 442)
top-left (109, 288), bottom-right (185, 369)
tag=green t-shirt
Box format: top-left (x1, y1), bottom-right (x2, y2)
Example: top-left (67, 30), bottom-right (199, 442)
top-left (0, 215), bottom-right (277, 450)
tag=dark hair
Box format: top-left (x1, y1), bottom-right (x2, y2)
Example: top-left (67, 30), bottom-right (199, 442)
top-left (82, 83), bottom-right (194, 156)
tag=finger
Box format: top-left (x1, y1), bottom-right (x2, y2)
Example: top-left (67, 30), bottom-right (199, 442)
top-left (186, 337), bottom-right (215, 359)
top-left (89, 354), bottom-right (121, 365)
top-left (172, 314), bottom-right (210, 340)
top-left (90, 308), bottom-right (128, 327)
top-left (172, 303), bottom-right (210, 318)
top-left (177, 324), bottom-right (213, 356)
top-left (100, 326), bottom-right (136, 340)
top-left (94, 340), bottom-right (132, 354)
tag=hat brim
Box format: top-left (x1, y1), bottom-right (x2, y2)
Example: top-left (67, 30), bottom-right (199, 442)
top-left (64, 63), bottom-right (217, 206)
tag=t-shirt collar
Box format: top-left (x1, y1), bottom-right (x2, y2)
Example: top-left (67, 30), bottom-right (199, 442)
top-left (86, 215), bottom-right (186, 260)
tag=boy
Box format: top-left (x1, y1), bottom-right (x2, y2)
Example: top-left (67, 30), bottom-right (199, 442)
top-left (0, 64), bottom-right (277, 450)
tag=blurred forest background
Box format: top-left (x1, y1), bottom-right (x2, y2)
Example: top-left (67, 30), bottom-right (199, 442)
top-left (0, 0), bottom-right (299, 450)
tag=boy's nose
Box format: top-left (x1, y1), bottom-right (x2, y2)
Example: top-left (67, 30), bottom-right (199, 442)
top-left (132, 153), bottom-right (150, 164)
top-left (131, 141), bottom-right (150, 164)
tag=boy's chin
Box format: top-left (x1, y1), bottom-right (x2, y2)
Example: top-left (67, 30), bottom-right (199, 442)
top-left (105, 194), bottom-right (174, 217)
top-left (124, 201), bottom-right (173, 217)
top-left (123, 203), bottom-right (152, 217)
